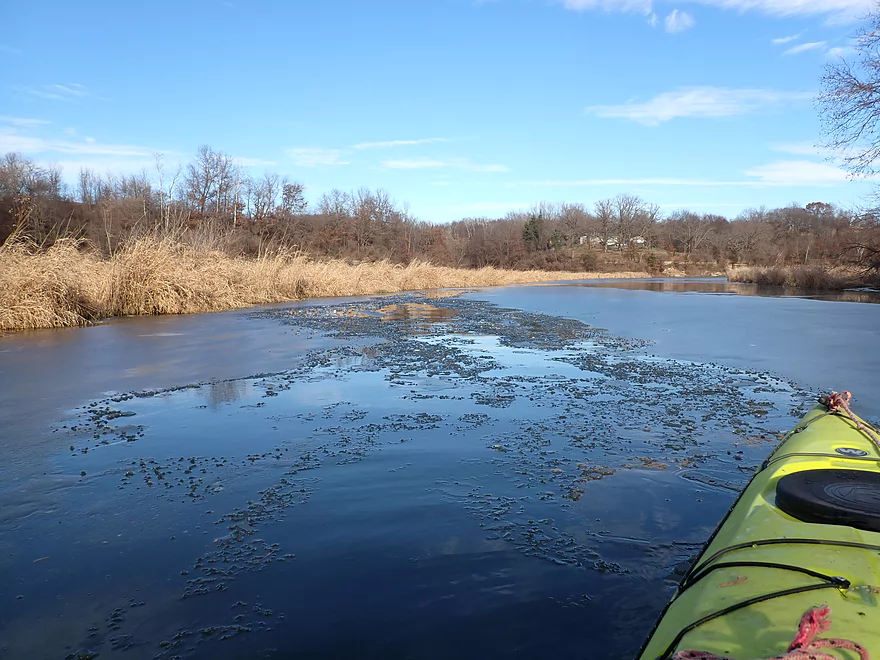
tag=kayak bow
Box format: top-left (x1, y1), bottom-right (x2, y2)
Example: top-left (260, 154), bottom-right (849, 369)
top-left (638, 393), bottom-right (880, 660)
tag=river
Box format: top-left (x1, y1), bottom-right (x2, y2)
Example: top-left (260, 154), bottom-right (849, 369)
top-left (1, 278), bottom-right (878, 659)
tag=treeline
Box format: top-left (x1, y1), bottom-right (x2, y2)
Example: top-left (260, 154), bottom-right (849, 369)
top-left (2, 148), bottom-right (878, 273)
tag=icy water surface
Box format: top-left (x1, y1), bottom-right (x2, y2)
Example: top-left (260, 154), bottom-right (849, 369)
top-left (1, 281), bottom-right (878, 659)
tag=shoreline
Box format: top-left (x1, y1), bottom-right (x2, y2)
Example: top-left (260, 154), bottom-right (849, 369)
top-left (0, 236), bottom-right (653, 333)
top-left (727, 264), bottom-right (880, 290)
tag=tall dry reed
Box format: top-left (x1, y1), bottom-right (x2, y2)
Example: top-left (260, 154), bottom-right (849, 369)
top-left (727, 264), bottom-right (866, 289)
top-left (0, 234), bottom-right (649, 332)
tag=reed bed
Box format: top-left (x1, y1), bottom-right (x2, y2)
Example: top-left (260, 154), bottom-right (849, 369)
top-left (727, 264), bottom-right (875, 290)
top-left (0, 235), bottom-right (648, 331)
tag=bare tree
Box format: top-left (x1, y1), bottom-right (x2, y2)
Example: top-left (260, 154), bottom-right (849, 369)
top-left (819, 10), bottom-right (880, 178)
top-left (249, 172), bottom-right (280, 223)
top-left (667, 210), bottom-right (714, 259)
top-left (559, 202), bottom-right (590, 247)
top-left (281, 181), bottom-right (307, 215)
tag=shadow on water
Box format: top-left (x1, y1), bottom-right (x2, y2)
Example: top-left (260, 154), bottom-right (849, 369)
top-left (1, 286), bottom-right (876, 659)
top-left (557, 277), bottom-right (880, 304)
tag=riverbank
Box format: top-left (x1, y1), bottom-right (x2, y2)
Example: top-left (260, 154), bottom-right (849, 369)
top-left (0, 236), bottom-right (649, 332)
top-left (727, 265), bottom-right (879, 290)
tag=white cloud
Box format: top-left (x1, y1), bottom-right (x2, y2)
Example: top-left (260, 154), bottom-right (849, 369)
top-left (657, 202), bottom-right (747, 208)
top-left (665, 9), bottom-right (695, 33)
top-left (557, 0), bottom-right (652, 12)
top-left (437, 201), bottom-right (532, 215)
top-left (694, 0), bottom-right (872, 22)
top-left (517, 177), bottom-right (755, 187)
top-left (516, 161), bottom-right (855, 187)
top-left (827, 46), bottom-right (855, 59)
top-left (22, 83), bottom-right (89, 100)
top-left (772, 141), bottom-right (820, 156)
top-left (0, 115), bottom-right (50, 127)
top-left (233, 156), bottom-right (277, 167)
top-left (0, 131), bottom-right (156, 157)
top-left (285, 148), bottom-right (349, 167)
top-left (743, 159), bottom-right (854, 184)
top-left (352, 138), bottom-right (447, 150)
top-left (381, 157), bottom-right (509, 173)
top-left (772, 34), bottom-right (801, 44)
top-left (51, 83), bottom-right (88, 96)
top-left (553, 0), bottom-right (873, 22)
top-left (587, 86), bottom-right (813, 125)
top-left (783, 41), bottom-right (826, 55)
top-left (648, 12), bottom-right (659, 26)
top-left (48, 158), bottom-right (163, 177)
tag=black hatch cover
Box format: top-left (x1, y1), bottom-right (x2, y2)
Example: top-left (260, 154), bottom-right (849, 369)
top-left (776, 469), bottom-right (880, 533)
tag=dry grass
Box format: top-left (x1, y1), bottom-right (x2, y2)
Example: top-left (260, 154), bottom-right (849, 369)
top-left (727, 264), bottom-right (872, 289)
top-left (0, 235), bottom-right (649, 332)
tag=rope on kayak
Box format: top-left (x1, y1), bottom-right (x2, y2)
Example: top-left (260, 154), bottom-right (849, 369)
top-left (656, 582), bottom-right (850, 660)
top-left (671, 605), bottom-right (869, 660)
top-left (822, 391), bottom-right (880, 449)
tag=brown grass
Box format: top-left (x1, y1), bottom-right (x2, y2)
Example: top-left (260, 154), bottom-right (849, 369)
top-left (727, 264), bottom-right (873, 289)
top-left (0, 235), bottom-right (649, 332)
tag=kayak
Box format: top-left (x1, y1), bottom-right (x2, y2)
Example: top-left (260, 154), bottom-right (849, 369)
top-left (638, 392), bottom-right (880, 660)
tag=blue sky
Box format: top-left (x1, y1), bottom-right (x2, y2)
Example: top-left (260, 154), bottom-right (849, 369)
top-left (1, 0), bottom-right (878, 222)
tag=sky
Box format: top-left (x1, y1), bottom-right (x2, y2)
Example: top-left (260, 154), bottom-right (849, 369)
top-left (1, 0), bottom-right (879, 223)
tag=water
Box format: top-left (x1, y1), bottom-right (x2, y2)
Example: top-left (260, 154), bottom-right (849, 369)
top-left (0, 279), bottom-right (878, 659)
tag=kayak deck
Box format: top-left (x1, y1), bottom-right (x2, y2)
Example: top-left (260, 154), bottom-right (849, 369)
top-left (639, 404), bottom-right (880, 659)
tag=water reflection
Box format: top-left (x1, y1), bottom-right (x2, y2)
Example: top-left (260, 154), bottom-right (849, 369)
top-left (561, 278), bottom-right (880, 304)
top-left (343, 302), bottom-right (461, 334)
top-left (205, 378), bottom-right (252, 408)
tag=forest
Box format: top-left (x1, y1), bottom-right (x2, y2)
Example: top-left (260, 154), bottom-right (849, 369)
top-left (2, 147), bottom-right (877, 276)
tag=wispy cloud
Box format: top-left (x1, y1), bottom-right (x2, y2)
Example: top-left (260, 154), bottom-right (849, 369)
top-left (783, 41), bottom-right (826, 55)
top-left (772, 33), bottom-right (801, 44)
top-left (0, 115), bottom-right (50, 128)
top-left (516, 177), bottom-right (751, 187)
top-left (743, 160), bottom-right (853, 184)
top-left (233, 156), bottom-right (277, 167)
top-left (0, 133), bottom-right (155, 157)
top-left (0, 115), bottom-right (165, 161)
top-left (665, 9), bottom-right (695, 33)
top-left (657, 202), bottom-right (747, 209)
top-left (587, 86), bottom-right (813, 126)
top-left (700, 0), bottom-right (873, 22)
top-left (285, 148), bottom-right (349, 167)
top-left (772, 141), bottom-right (861, 161)
top-left (772, 141), bottom-right (820, 156)
top-left (557, 0), bottom-right (652, 12)
top-left (516, 160), bottom-right (855, 187)
top-left (381, 157), bottom-right (509, 173)
top-left (436, 201), bottom-right (533, 215)
top-left (22, 83), bottom-right (89, 101)
top-left (352, 138), bottom-right (447, 150)
top-left (553, 0), bottom-right (873, 22)
top-left (828, 46), bottom-right (855, 59)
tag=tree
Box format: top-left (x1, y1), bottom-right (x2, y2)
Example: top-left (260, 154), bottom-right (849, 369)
top-left (522, 213), bottom-right (544, 251)
top-left (667, 210), bottom-right (714, 259)
top-left (281, 181), bottom-right (307, 215)
top-left (819, 11), bottom-right (880, 178)
top-left (184, 145), bottom-right (239, 218)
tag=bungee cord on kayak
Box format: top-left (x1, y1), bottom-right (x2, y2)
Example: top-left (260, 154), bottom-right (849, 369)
top-left (672, 606), bottom-right (869, 660)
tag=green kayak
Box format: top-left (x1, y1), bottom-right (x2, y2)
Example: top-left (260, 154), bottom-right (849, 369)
top-left (638, 392), bottom-right (880, 660)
